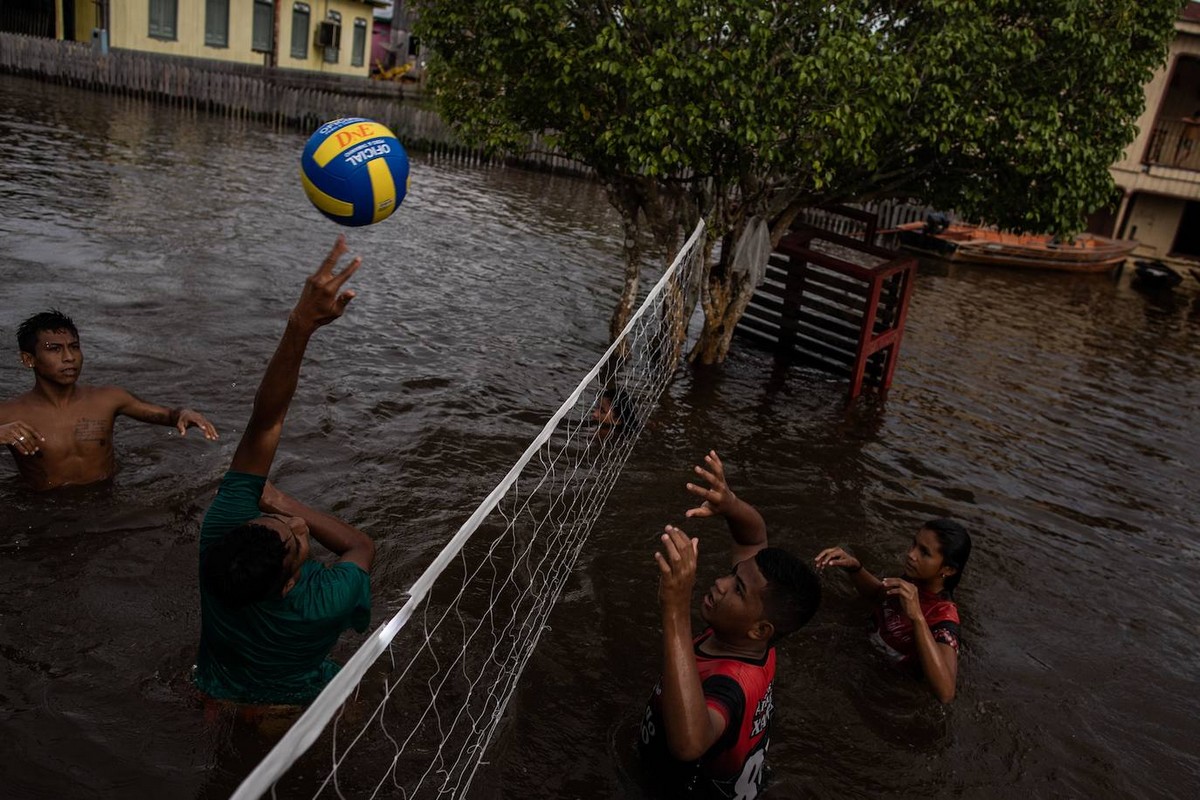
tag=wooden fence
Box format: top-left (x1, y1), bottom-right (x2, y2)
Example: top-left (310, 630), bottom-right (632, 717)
top-left (795, 199), bottom-right (945, 247)
top-left (0, 32), bottom-right (592, 174)
top-left (0, 34), bottom-right (952, 208)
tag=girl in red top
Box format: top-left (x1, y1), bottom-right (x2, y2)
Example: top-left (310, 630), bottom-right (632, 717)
top-left (815, 519), bottom-right (972, 703)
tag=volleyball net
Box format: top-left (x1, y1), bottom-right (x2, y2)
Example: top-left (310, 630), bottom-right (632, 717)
top-left (232, 219), bottom-right (707, 799)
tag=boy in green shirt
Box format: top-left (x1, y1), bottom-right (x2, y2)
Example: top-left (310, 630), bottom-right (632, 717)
top-left (195, 236), bottom-right (376, 706)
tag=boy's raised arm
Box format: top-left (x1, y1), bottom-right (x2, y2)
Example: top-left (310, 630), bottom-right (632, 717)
top-left (654, 524), bottom-right (728, 760)
top-left (684, 450), bottom-right (767, 565)
top-left (230, 235), bottom-right (361, 477)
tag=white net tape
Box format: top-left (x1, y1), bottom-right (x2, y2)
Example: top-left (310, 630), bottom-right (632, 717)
top-left (232, 219), bottom-right (707, 799)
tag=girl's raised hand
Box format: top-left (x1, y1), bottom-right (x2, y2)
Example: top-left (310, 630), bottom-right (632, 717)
top-left (814, 546), bottom-right (861, 573)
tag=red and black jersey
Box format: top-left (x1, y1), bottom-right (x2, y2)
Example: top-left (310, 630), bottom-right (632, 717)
top-left (871, 585), bottom-right (960, 666)
top-left (639, 629), bottom-right (776, 799)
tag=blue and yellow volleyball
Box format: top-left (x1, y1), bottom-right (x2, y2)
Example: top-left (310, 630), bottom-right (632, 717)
top-left (300, 117), bottom-right (410, 227)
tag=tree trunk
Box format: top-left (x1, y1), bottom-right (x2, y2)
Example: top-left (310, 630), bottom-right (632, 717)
top-left (690, 271), bottom-right (755, 364)
top-left (689, 203), bottom-right (811, 364)
top-left (690, 223), bottom-right (753, 365)
top-left (607, 182), bottom-right (645, 341)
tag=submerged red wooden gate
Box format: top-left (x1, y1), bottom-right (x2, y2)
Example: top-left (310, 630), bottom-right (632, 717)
top-left (735, 211), bottom-right (918, 398)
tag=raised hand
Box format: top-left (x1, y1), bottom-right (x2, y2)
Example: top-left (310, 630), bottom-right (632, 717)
top-left (655, 524), bottom-right (699, 613)
top-left (290, 235), bottom-right (363, 331)
top-left (684, 450), bottom-right (738, 519)
top-left (814, 546), bottom-right (862, 573)
top-left (176, 408), bottom-right (219, 440)
top-left (1, 420), bottom-right (44, 456)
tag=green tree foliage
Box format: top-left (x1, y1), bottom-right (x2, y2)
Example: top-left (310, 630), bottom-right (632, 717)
top-left (417, 1), bottom-right (1180, 363)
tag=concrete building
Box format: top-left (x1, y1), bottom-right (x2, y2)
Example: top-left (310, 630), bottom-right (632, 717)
top-left (1, 1), bottom-right (385, 78)
top-left (1106, 2), bottom-right (1200, 264)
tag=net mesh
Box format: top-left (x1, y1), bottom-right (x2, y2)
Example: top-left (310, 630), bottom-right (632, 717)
top-left (232, 219), bottom-right (708, 799)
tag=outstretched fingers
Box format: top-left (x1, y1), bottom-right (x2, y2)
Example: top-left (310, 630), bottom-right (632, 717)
top-left (331, 255), bottom-right (363, 289)
top-left (656, 524), bottom-right (696, 561)
top-left (814, 547), bottom-right (844, 568)
top-left (693, 451), bottom-right (727, 489)
top-left (318, 234), bottom-right (349, 276)
top-left (684, 486), bottom-right (716, 518)
top-left (659, 526), bottom-right (683, 562)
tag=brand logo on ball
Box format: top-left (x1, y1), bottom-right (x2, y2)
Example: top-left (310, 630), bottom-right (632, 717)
top-left (332, 122), bottom-right (383, 148)
top-left (316, 117), bottom-right (353, 136)
top-left (343, 141), bottom-right (391, 166)
top-left (300, 117), bottom-right (410, 227)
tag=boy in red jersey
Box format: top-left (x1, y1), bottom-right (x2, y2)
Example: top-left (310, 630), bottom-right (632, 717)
top-left (640, 451), bottom-right (821, 799)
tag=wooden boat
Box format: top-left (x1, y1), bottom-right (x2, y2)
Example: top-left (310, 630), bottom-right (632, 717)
top-left (894, 221), bottom-right (1138, 273)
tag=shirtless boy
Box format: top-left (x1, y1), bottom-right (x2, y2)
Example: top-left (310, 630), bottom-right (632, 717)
top-left (1, 310), bottom-right (218, 490)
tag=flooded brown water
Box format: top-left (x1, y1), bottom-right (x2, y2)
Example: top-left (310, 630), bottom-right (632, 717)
top-left (1, 74), bottom-right (1198, 799)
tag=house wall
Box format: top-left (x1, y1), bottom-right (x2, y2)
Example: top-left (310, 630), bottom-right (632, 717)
top-left (278, 1), bottom-right (374, 76)
top-left (1123, 194), bottom-right (1187, 256)
top-left (107, 0), bottom-right (373, 76)
top-left (109, 0), bottom-right (263, 64)
top-left (1108, 8), bottom-right (1200, 259)
top-left (56, 0), bottom-right (99, 42)
top-left (1113, 17), bottom-right (1200, 173)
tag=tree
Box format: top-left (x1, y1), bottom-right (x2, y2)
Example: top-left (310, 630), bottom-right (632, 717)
top-left (417, 1), bottom-right (1180, 363)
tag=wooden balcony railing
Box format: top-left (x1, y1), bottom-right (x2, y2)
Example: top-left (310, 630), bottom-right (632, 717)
top-left (1144, 119), bottom-right (1200, 171)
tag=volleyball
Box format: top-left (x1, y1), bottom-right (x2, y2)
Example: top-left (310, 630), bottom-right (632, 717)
top-left (300, 117), bottom-right (410, 227)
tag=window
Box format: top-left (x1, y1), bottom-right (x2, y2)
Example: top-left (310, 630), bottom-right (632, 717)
top-left (148, 0), bottom-right (177, 40)
top-left (323, 10), bottom-right (341, 64)
top-left (205, 0), bottom-right (229, 47)
top-left (290, 3), bottom-right (310, 59)
top-left (252, 0), bottom-right (274, 53)
top-left (351, 18), bottom-right (367, 67)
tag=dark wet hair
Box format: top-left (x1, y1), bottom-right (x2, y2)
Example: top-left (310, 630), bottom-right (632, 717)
top-left (201, 524), bottom-right (289, 608)
top-left (924, 518), bottom-right (972, 595)
top-left (600, 387), bottom-right (635, 429)
top-left (17, 309), bottom-right (78, 354)
top-left (753, 547), bottom-right (821, 642)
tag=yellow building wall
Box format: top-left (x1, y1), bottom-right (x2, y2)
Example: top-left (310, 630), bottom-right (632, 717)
top-left (77, 2), bottom-right (99, 42)
top-left (107, 0), bottom-right (373, 76)
top-left (279, 0), bottom-right (373, 77)
top-left (109, 0), bottom-right (266, 65)
top-left (55, 0), bottom-right (99, 42)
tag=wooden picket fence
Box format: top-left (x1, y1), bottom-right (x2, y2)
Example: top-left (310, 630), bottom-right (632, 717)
top-left (0, 32), bottom-right (591, 173)
top-left (795, 199), bottom-right (945, 247)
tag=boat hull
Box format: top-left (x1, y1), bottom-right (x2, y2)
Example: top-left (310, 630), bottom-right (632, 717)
top-left (898, 225), bottom-right (1137, 273)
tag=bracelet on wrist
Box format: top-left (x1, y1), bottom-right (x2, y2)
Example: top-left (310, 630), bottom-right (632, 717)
top-left (846, 564), bottom-right (862, 574)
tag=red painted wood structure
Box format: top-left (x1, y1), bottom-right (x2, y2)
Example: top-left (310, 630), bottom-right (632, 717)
top-left (735, 214), bottom-right (918, 398)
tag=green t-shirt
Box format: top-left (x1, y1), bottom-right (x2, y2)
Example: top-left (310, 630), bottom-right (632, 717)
top-left (195, 471), bottom-right (371, 705)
